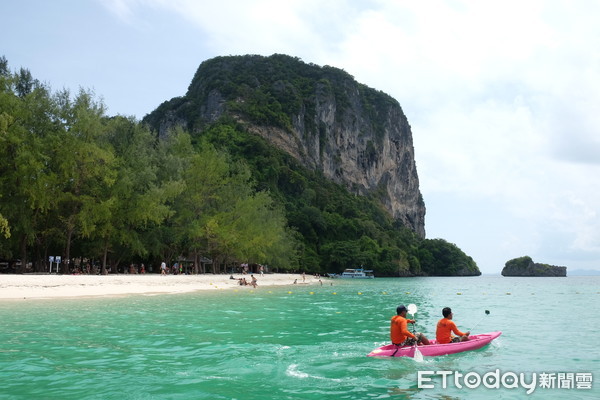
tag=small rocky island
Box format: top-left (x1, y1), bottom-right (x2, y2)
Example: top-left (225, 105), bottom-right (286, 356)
top-left (501, 256), bottom-right (567, 277)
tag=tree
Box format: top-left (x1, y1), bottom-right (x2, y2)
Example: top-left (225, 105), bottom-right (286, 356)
top-left (0, 66), bottom-right (59, 270)
top-left (418, 238), bottom-right (480, 276)
top-left (173, 139), bottom-right (297, 273)
top-left (15, 68), bottom-right (37, 98)
top-left (0, 56), bottom-right (8, 77)
top-left (215, 190), bottom-right (297, 268)
top-left (53, 88), bottom-right (116, 273)
top-left (0, 214), bottom-right (8, 239)
top-left (321, 240), bottom-right (360, 272)
top-left (0, 61), bottom-right (12, 239)
top-left (504, 256), bottom-right (533, 270)
top-left (86, 116), bottom-right (184, 273)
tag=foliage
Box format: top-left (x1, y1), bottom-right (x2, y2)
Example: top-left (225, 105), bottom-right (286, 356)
top-left (504, 255), bottom-right (533, 270)
top-left (417, 238), bottom-right (480, 276)
top-left (175, 54), bottom-right (393, 137)
top-left (0, 55), bottom-right (480, 276)
top-left (174, 119), bottom-right (479, 276)
top-left (0, 58), bottom-right (297, 273)
top-left (502, 255), bottom-right (565, 276)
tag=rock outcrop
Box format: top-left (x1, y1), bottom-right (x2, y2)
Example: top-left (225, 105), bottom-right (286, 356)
top-left (144, 54), bottom-right (426, 237)
top-left (501, 256), bottom-right (567, 277)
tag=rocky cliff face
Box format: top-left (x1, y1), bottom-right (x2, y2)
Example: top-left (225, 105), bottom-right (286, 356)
top-left (145, 55), bottom-right (426, 237)
top-left (502, 256), bottom-right (567, 277)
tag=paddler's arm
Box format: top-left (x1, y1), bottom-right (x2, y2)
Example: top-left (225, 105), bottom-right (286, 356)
top-left (451, 323), bottom-right (467, 337)
top-left (401, 322), bottom-right (417, 339)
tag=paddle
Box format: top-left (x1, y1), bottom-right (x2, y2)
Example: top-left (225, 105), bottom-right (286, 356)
top-left (407, 303), bottom-right (424, 362)
top-left (469, 310), bottom-right (490, 333)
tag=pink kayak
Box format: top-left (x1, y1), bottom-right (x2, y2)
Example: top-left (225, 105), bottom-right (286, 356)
top-left (367, 331), bottom-right (502, 357)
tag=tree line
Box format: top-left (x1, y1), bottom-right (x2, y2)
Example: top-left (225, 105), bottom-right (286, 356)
top-left (0, 57), bottom-right (297, 274)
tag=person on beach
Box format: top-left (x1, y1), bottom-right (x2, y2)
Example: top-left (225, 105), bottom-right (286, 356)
top-left (436, 307), bottom-right (470, 344)
top-left (391, 305), bottom-right (430, 346)
top-left (160, 262), bottom-right (167, 275)
top-left (250, 275), bottom-right (257, 288)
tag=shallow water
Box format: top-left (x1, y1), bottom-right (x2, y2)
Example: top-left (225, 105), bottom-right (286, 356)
top-left (0, 276), bottom-right (598, 399)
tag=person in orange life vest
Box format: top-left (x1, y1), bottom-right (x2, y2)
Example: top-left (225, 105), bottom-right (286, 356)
top-left (436, 307), bottom-right (470, 344)
top-left (390, 305), bottom-right (431, 346)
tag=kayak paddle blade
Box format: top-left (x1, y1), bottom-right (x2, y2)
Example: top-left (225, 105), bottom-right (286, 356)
top-left (414, 346), bottom-right (424, 362)
top-left (407, 304), bottom-right (418, 315)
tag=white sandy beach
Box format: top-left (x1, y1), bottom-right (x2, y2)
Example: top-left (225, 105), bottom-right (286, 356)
top-left (0, 273), bottom-right (320, 300)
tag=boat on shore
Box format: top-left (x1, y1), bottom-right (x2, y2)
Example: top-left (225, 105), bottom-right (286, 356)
top-left (367, 331), bottom-right (502, 357)
top-left (329, 268), bottom-right (374, 279)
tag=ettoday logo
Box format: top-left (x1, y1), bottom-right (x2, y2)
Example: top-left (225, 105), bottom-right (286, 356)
top-left (417, 370), bottom-right (593, 395)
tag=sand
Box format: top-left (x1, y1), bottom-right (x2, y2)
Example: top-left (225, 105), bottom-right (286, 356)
top-left (0, 273), bottom-right (321, 300)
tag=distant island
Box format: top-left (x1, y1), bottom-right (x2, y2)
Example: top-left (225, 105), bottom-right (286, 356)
top-left (501, 256), bottom-right (566, 277)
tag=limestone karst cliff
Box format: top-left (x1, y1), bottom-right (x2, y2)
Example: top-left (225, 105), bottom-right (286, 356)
top-left (502, 256), bottom-right (567, 277)
top-left (144, 54), bottom-right (425, 237)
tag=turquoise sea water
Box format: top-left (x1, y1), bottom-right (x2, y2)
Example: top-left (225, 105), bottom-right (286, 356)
top-left (0, 276), bottom-right (598, 400)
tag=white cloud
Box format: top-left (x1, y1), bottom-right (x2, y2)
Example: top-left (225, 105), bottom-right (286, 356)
top-left (103, 0), bottom-right (338, 56)
top-left (102, 0), bottom-right (145, 24)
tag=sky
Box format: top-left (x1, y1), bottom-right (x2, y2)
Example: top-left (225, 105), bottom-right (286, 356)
top-left (2, 0), bottom-right (599, 274)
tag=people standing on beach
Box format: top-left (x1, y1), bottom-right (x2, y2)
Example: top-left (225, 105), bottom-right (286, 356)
top-left (436, 307), bottom-right (470, 344)
top-left (160, 262), bottom-right (167, 275)
top-left (302, 272), bottom-right (306, 282)
top-left (259, 265), bottom-right (264, 276)
top-left (140, 264), bottom-right (145, 274)
top-left (391, 305), bottom-right (430, 346)
top-left (250, 275), bottom-right (257, 288)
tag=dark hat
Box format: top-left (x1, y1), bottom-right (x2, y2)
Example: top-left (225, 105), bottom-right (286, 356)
top-left (396, 305), bottom-right (407, 314)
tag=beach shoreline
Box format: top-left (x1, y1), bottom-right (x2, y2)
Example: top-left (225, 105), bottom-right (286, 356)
top-left (0, 273), bottom-right (320, 300)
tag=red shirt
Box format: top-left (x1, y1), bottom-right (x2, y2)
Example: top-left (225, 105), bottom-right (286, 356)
top-left (390, 315), bottom-right (416, 344)
top-left (436, 318), bottom-right (466, 344)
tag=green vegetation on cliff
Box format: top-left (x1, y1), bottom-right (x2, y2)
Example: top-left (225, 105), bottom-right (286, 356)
top-left (502, 256), bottom-right (567, 277)
top-left (0, 55), bottom-right (481, 276)
top-left (144, 54), bottom-right (479, 277)
top-left (146, 54), bottom-right (401, 145)
top-left (188, 119), bottom-right (480, 276)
